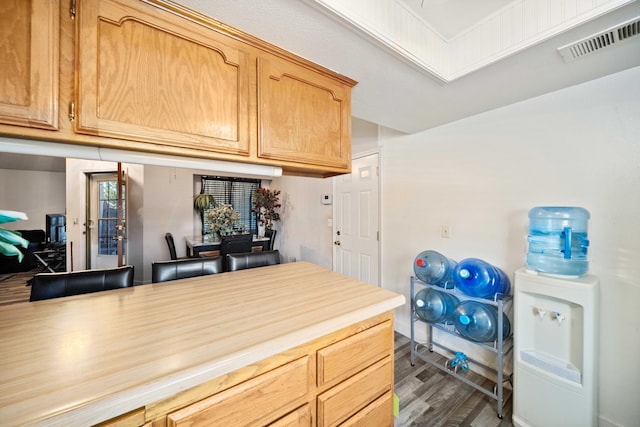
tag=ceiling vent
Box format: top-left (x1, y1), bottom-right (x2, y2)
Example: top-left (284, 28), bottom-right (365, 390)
top-left (558, 16), bottom-right (640, 62)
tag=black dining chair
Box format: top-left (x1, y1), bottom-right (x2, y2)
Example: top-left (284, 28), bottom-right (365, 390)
top-left (264, 229), bottom-right (277, 251)
top-left (220, 234), bottom-right (253, 271)
top-left (151, 257), bottom-right (223, 283)
top-left (30, 265), bottom-right (134, 301)
top-left (165, 233), bottom-right (190, 260)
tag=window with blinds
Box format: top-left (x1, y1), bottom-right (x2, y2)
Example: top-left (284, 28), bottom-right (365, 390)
top-left (201, 176), bottom-right (260, 235)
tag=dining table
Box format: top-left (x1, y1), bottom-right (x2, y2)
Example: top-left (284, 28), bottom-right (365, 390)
top-left (185, 234), bottom-right (270, 257)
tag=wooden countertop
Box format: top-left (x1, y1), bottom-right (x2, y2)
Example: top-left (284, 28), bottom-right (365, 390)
top-left (0, 262), bottom-right (405, 426)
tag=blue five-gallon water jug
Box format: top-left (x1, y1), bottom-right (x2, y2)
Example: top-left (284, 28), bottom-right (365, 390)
top-left (413, 250), bottom-right (457, 288)
top-left (453, 258), bottom-right (511, 299)
top-left (413, 287), bottom-right (460, 324)
top-left (527, 206), bottom-right (590, 276)
top-left (453, 301), bottom-right (511, 343)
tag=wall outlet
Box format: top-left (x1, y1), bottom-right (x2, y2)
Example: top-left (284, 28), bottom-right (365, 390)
top-left (441, 224), bottom-right (451, 238)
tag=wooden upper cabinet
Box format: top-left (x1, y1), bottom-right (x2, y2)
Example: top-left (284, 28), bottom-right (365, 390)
top-left (0, 0), bottom-right (59, 130)
top-left (257, 56), bottom-right (353, 171)
top-left (75, 0), bottom-right (251, 156)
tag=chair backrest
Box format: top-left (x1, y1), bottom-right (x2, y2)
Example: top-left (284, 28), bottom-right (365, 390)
top-left (151, 257), bottom-right (223, 283)
top-left (220, 234), bottom-right (253, 257)
top-left (165, 233), bottom-right (178, 260)
top-left (264, 229), bottom-right (277, 251)
top-left (30, 265), bottom-right (134, 302)
top-left (226, 250), bottom-right (280, 272)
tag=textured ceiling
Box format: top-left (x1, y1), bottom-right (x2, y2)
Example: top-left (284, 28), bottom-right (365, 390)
top-left (400, 0), bottom-right (514, 38)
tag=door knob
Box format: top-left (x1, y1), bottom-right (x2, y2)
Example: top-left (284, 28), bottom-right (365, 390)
top-left (334, 240), bottom-right (341, 245)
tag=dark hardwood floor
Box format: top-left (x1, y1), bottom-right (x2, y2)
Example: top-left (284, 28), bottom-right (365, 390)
top-left (394, 332), bottom-right (514, 427)
top-left (0, 271), bottom-right (33, 305)
top-left (0, 272), bottom-right (513, 426)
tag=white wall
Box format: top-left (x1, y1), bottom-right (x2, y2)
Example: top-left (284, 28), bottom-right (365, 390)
top-left (0, 169), bottom-right (65, 230)
top-left (382, 65), bottom-right (640, 427)
top-left (271, 175), bottom-right (334, 269)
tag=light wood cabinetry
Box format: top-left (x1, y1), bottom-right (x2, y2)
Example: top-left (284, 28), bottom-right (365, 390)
top-left (257, 56), bottom-right (351, 170)
top-left (0, 0), bottom-right (356, 177)
top-left (76, 0), bottom-right (250, 156)
top-left (167, 356), bottom-right (310, 426)
top-left (139, 313), bottom-right (395, 427)
top-left (0, 0), bottom-right (58, 130)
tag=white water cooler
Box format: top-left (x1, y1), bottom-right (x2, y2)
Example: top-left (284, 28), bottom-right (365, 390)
top-left (513, 268), bottom-right (599, 427)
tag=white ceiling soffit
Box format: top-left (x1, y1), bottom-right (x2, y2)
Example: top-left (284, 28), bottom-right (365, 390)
top-left (305, 0), bottom-right (636, 83)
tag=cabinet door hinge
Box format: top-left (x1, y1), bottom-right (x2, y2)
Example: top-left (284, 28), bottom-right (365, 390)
top-left (68, 101), bottom-right (75, 122)
top-left (70, 0), bottom-right (76, 20)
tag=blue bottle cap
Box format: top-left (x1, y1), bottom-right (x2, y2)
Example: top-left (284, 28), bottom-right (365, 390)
top-left (459, 269), bottom-right (471, 279)
top-left (459, 315), bottom-right (471, 325)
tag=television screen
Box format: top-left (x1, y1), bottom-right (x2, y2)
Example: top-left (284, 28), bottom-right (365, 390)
top-left (45, 214), bottom-right (66, 245)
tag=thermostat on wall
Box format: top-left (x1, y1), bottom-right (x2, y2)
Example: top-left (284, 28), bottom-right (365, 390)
top-left (321, 194), bottom-right (333, 205)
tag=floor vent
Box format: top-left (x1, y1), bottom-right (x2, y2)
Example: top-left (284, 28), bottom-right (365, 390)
top-left (558, 16), bottom-right (640, 62)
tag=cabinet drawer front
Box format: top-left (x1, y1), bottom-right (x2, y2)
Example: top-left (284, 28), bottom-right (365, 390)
top-left (340, 391), bottom-right (393, 427)
top-left (167, 356), bottom-right (309, 427)
top-left (317, 357), bottom-right (392, 427)
top-left (317, 320), bottom-right (392, 386)
top-left (268, 404), bottom-right (311, 427)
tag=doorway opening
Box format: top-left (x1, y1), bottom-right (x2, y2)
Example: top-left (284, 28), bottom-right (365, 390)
top-left (86, 166), bottom-right (127, 269)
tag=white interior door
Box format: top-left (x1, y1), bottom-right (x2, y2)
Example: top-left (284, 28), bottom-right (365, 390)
top-left (334, 152), bottom-right (380, 285)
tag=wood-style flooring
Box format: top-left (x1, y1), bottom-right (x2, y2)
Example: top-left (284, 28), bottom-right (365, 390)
top-left (0, 271), bottom-right (514, 426)
top-left (0, 271), bottom-right (33, 305)
top-left (394, 332), bottom-right (514, 427)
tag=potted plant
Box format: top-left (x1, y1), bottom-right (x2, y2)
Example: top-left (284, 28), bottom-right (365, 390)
top-left (252, 188), bottom-right (281, 236)
top-left (206, 203), bottom-right (241, 239)
top-left (193, 193), bottom-right (216, 214)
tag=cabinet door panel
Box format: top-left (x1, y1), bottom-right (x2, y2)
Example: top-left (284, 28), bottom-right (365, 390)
top-left (167, 356), bottom-right (310, 427)
top-left (257, 56), bottom-right (351, 169)
top-left (317, 358), bottom-right (392, 427)
top-left (0, 0), bottom-right (58, 130)
top-left (77, 0), bottom-right (250, 155)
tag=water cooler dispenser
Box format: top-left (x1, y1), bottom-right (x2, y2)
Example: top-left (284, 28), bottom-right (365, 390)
top-left (513, 269), bottom-right (599, 427)
top-left (513, 206), bottom-right (599, 427)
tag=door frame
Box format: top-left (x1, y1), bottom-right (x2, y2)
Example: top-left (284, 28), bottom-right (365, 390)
top-left (332, 148), bottom-right (382, 286)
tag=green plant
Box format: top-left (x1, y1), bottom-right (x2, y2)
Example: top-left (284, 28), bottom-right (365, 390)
top-left (194, 193), bottom-right (216, 214)
top-left (0, 210), bottom-right (30, 262)
top-left (206, 203), bottom-right (241, 237)
top-left (252, 188), bottom-right (281, 229)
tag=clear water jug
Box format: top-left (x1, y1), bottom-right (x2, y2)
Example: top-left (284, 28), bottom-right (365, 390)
top-left (527, 206), bottom-right (590, 276)
top-left (453, 301), bottom-right (511, 342)
top-left (413, 287), bottom-right (460, 324)
top-left (413, 250), bottom-right (457, 288)
top-left (453, 258), bottom-right (511, 299)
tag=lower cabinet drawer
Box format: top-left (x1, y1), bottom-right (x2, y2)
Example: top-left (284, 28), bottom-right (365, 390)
top-left (317, 357), bottom-right (392, 427)
top-left (269, 404), bottom-right (312, 427)
top-left (317, 320), bottom-right (392, 387)
top-left (341, 391), bottom-right (393, 427)
top-left (167, 356), bottom-right (309, 427)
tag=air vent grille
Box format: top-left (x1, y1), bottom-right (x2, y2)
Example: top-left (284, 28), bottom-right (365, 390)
top-left (558, 16), bottom-right (640, 62)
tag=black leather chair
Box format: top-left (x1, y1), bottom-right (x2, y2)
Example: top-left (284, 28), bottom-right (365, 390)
top-left (151, 257), bottom-right (223, 283)
top-left (264, 229), bottom-right (277, 251)
top-left (165, 233), bottom-right (189, 260)
top-left (29, 265), bottom-right (134, 302)
top-left (220, 234), bottom-right (253, 270)
top-left (226, 250), bottom-right (280, 272)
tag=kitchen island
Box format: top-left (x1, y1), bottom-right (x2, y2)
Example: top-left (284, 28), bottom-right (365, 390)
top-left (0, 262), bottom-right (404, 426)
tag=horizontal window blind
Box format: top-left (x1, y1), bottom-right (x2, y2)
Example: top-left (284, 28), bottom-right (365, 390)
top-left (201, 176), bottom-right (259, 235)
